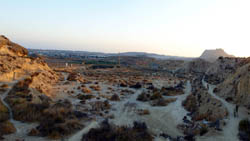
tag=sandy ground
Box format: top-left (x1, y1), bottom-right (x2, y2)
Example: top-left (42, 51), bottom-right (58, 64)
top-left (109, 81), bottom-right (191, 139)
top-left (2, 72), bottom-right (247, 141)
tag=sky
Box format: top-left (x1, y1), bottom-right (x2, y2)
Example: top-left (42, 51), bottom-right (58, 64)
top-left (0, 0), bottom-right (250, 57)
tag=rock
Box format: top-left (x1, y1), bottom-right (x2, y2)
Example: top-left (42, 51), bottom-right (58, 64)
top-left (0, 35), bottom-right (28, 57)
top-left (151, 98), bottom-right (177, 107)
top-left (200, 48), bottom-right (234, 62)
top-left (215, 60), bottom-right (250, 106)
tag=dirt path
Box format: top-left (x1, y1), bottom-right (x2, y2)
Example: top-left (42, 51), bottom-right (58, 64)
top-left (0, 81), bottom-right (21, 132)
top-left (197, 80), bottom-right (249, 141)
top-left (0, 81), bottom-right (43, 141)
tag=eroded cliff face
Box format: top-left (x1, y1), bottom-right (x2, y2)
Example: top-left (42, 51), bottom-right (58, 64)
top-left (215, 59), bottom-right (250, 107)
top-left (205, 57), bottom-right (243, 84)
top-left (0, 35), bottom-right (28, 57)
top-left (0, 35), bottom-right (58, 83)
top-left (0, 35), bottom-right (60, 98)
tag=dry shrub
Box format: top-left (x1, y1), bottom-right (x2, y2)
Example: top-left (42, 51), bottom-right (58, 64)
top-left (89, 85), bottom-right (101, 91)
top-left (90, 100), bottom-right (111, 111)
top-left (150, 91), bottom-right (162, 100)
top-left (0, 84), bottom-right (8, 89)
top-left (36, 100), bottom-right (84, 139)
top-left (0, 121), bottom-right (16, 135)
top-left (77, 94), bottom-right (95, 100)
top-left (82, 87), bottom-right (92, 94)
top-left (82, 120), bottom-right (153, 141)
top-left (137, 92), bottom-right (150, 102)
top-left (0, 101), bottom-right (9, 122)
top-left (151, 98), bottom-right (177, 107)
top-left (182, 95), bottom-right (197, 112)
top-left (110, 94), bottom-right (120, 101)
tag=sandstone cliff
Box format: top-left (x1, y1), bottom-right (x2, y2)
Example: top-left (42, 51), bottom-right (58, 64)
top-left (200, 49), bottom-right (234, 62)
top-left (0, 35), bottom-right (59, 84)
top-left (215, 58), bottom-right (250, 107)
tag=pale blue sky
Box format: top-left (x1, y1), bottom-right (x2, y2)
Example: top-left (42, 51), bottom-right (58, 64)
top-left (1, 0), bottom-right (250, 57)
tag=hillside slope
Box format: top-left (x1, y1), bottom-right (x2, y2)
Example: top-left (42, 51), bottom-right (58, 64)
top-left (215, 58), bottom-right (250, 107)
top-left (0, 35), bottom-right (58, 83)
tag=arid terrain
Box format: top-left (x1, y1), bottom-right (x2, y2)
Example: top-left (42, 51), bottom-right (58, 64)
top-left (0, 36), bottom-right (250, 141)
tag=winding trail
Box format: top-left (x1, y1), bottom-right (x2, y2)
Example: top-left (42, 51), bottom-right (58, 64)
top-left (197, 80), bottom-right (249, 141)
top-left (0, 81), bottom-right (41, 141)
top-left (0, 81), bottom-right (21, 132)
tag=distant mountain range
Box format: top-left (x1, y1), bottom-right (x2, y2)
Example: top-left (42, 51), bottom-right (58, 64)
top-left (28, 49), bottom-right (194, 60)
top-left (200, 48), bottom-right (234, 62)
top-left (28, 48), bottom-right (235, 61)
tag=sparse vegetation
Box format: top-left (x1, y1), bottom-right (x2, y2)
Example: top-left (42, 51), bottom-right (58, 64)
top-left (36, 100), bottom-right (84, 139)
top-left (2, 35), bottom-right (249, 141)
top-left (82, 120), bottom-right (153, 141)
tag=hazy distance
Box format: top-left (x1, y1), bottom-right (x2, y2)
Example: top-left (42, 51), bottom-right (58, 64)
top-left (1, 0), bottom-right (250, 57)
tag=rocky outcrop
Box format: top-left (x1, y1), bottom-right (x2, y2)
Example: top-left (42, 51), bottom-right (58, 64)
top-left (205, 57), bottom-right (242, 84)
top-left (0, 35), bottom-right (28, 57)
top-left (200, 48), bottom-right (234, 62)
top-left (215, 59), bottom-right (250, 107)
top-left (177, 59), bottom-right (211, 75)
top-left (0, 35), bottom-right (59, 82)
